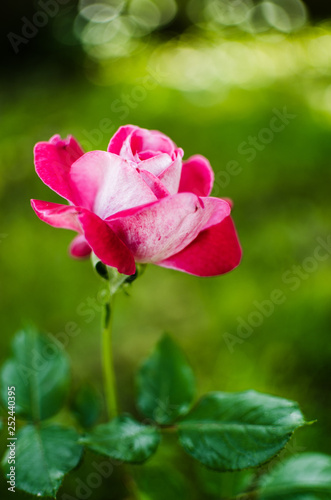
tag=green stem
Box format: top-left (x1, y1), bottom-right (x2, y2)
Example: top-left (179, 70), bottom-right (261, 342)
top-left (102, 295), bottom-right (118, 419)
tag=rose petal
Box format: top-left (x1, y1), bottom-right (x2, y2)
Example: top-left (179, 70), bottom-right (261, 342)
top-left (201, 196), bottom-right (233, 230)
top-left (179, 155), bottom-right (214, 197)
top-left (137, 150), bottom-right (160, 160)
top-left (158, 150), bottom-right (183, 195)
top-left (70, 151), bottom-right (157, 217)
top-left (139, 153), bottom-right (173, 177)
top-left (108, 126), bottom-right (177, 161)
top-left (78, 210), bottom-right (136, 275)
top-left (107, 193), bottom-right (230, 263)
top-left (107, 125), bottom-right (139, 154)
top-left (31, 200), bottom-right (81, 232)
top-left (157, 216), bottom-right (242, 276)
top-left (139, 170), bottom-right (170, 199)
top-left (130, 129), bottom-right (176, 157)
top-left (70, 234), bottom-right (91, 258)
top-left (34, 135), bottom-right (84, 203)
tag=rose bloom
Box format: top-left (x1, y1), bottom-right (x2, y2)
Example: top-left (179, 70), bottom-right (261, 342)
top-left (31, 125), bottom-right (241, 276)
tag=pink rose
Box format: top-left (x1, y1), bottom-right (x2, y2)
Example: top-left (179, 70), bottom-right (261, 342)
top-left (31, 125), bottom-right (241, 276)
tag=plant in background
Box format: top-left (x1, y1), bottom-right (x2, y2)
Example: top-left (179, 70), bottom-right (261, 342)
top-left (0, 125), bottom-right (330, 499)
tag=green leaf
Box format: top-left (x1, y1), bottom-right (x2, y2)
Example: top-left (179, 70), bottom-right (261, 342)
top-left (258, 453), bottom-right (331, 499)
top-left (136, 334), bottom-right (195, 424)
top-left (0, 328), bottom-right (70, 421)
top-left (2, 424), bottom-right (83, 498)
top-left (177, 390), bottom-right (306, 471)
top-left (80, 415), bottom-right (161, 464)
top-left (72, 384), bottom-right (102, 429)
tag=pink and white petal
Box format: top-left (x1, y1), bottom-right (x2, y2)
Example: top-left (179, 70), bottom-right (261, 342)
top-left (31, 200), bottom-right (81, 232)
top-left (34, 135), bottom-right (84, 203)
top-left (107, 125), bottom-right (138, 154)
top-left (107, 193), bottom-right (230, 263)
top-left (70, 151), bottom-right (157, 217)
top-left (179, 155), bottom-right (214, 197)
top-left (157, 216), bottom-right (242, 277)
top-left (201, 196), bottom-right (232, 230)
top-left (138, 150), bottom-right (160, 161)
top-left (131, 129), bottom-right (176, 156)
top-left (174, 147), bottom-right (184, 159)
top-left (158, 152), bottom-right (183, 195)
top-left (78, 210), bottom-right (136, 275)
top-left (139, 153), bottom-right (173, 177)
top-left (222, 197), bottom-right (233, 208)
top-left (139, 170), bottom-right (170, 199)
top-left (70, 151), bottom-right (110, 210)
top-left (70, 234), bottom-right (91, 258)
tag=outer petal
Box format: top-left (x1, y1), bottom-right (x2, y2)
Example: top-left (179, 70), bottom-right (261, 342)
top-left (70, 235), bottom-right (91, 258)
top-left (179, 154), bottom-right (214, 197)
top-left (201, 196), bottom-right (233, 230)
top-left (34, 135), bottom-right (84, 203)
top-left (70, 151), bottom-right (157, 218)
top-left (107, 125), bottom-right (138, 155)
top-left (107, 193), bottom-right (230, 263)
top-left (78, 210), bottom-right (136, 275)
top-left (157, 216), bottom-right (242, 276)
top-left (31, 200), bottom-right (81, 232)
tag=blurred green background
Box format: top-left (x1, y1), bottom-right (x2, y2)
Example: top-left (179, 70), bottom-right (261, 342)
top-left (1, 0), bottom-right (331, 498)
